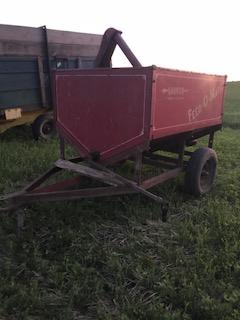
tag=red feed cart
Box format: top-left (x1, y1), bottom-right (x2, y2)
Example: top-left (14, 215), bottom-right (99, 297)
top-left (0, 28), bottom-right (227, 224)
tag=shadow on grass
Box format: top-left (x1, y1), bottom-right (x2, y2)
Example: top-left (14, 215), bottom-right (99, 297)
top-left (0, 125), bottom-right (34, 142)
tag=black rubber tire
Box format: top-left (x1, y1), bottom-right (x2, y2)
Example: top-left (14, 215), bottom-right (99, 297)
top-left (32, 114), bottom-right (55, 140)
top-left (185, 147), bottom-right (217, 196)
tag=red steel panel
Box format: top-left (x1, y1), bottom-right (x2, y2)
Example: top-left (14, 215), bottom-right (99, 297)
top-left (150, 68), bottom-right (226, 139)
top-left (54, 66), bottom-right (226, 162)
top-left (54, 68), bottom-right (153, 160)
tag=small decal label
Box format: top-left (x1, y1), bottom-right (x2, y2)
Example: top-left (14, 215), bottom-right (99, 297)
top-left (162, 87), bottom-right (188, 100)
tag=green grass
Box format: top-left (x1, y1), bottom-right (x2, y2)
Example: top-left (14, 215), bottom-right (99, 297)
top-left (0, 83), bottom-right (240, 319)
top-left (223, 81), bottom-right (240, 129)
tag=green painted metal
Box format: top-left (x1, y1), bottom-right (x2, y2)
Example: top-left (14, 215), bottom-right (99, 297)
top-left (0, 57), bottom-right (96, 111)
top-left (0, 24), bottom-right (101, 112)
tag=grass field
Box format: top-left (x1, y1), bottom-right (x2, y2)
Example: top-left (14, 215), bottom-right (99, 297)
top-left (0, 82), bottom-right (240, 320)
top-left (223, 82), bottom-right (240, 129)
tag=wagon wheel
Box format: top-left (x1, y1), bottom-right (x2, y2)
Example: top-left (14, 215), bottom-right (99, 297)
top-left (185, 147), bottom-right (217, 196)
top-left (32, 114), bottom-right (55, 140)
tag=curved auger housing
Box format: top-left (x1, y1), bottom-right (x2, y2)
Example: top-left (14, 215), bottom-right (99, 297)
top-left (94, 28), bottom-right (142, 68)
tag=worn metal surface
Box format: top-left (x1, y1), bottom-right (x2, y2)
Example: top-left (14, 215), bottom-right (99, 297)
top-left (0, 155), bottom-right (172, 212)
top-left (151, 68), bottom-right (227, 139)
top-left (94, 28), bottom-right (141, 68)
top-left (55, 159), bottom-right (124, 186)
top-left (0, 56), bottom-right (96, 110)
top-left (0, 24), bottom-right (102, 56)
top-left (54, 67), bottom-right (153, 161)
top-left (0, 24), bottom-right (102, 113)
top-left (140, 167), bottom-right (182, 189)
top-left (54, 66), bottom-right (226, 162)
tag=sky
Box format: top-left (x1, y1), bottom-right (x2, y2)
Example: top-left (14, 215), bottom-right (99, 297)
top-left (1, 0), bottom-right (239, 81)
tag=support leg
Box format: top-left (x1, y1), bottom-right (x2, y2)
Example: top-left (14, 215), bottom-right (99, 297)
top-left (134, 152), bottom-right (143, 185)
top-left (60, 136), bottom-right (65, 159)
top-left (178, 141), bottom-right (186, 167)
top-left (208, 132), bottom-right (214, 148)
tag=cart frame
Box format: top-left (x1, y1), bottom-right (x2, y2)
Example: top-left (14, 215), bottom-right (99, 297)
top-left (0, 124), bottom-right (219, 213)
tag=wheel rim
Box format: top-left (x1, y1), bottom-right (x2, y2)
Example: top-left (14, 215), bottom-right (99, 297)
top-left (200, 158), bottom-right (216, 192)
top-left (41, 120), bottom-right (53, 136)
